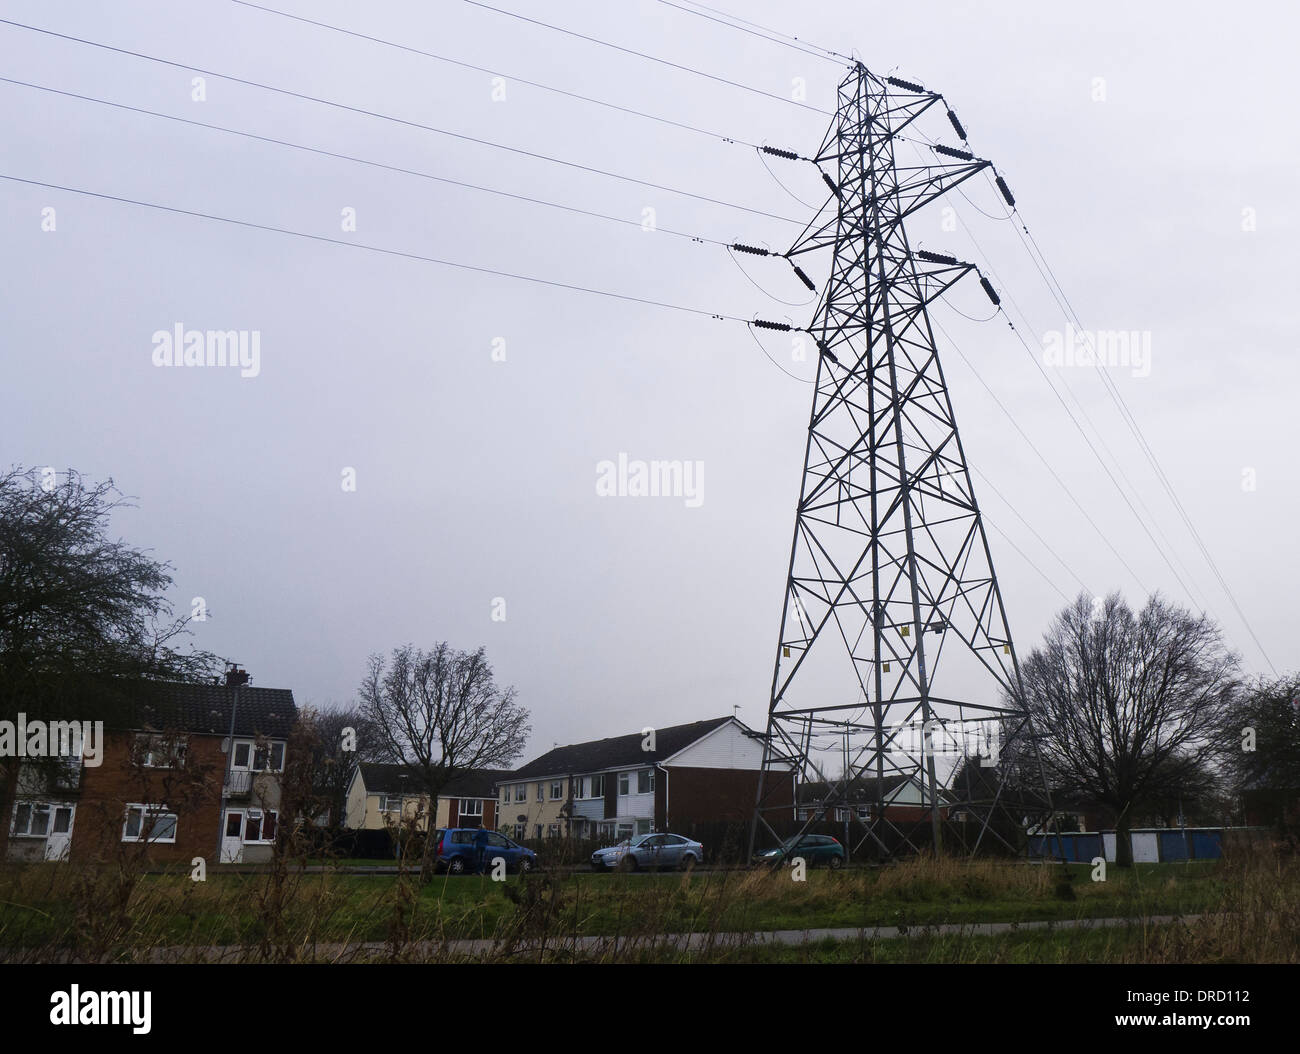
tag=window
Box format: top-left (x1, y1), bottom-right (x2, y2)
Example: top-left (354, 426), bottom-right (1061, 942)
top-left (534, 824), bottom-right (542, 839)
top-left (637, 769), bottom-right (654, 794)
top-left (379, 795), bottom-right (403, 814)
top-left (550, 781), bottom-right (563, 800)
top-left (536, 782), bottom-right (544, 802)
top-left (500, 787), bottom-right (507, 803)
top-left (512, 784), bottom-right (526, 802)
top-left (11, 802), bottom-right (51, 837)
top-left (135, 733), bottom-right (186, 768)
top-left (243, 810), bottom-right (277, 843)
top-left (616, 822), bottom-right (634, 840)
top-left (231, 740), bottom-right (284, 772)
top-left (547, 823), bottom-right (561, 838)
top-left (584, 774), bottom-right (605, 799)
top-left (459, 799), bottom-right (483, 823)
top-left (618, 772), bottom-right (630, 796)
top-left (636, 818), bottom-right (652, 835)
top-left (122, 804), bottom-right (178, 843)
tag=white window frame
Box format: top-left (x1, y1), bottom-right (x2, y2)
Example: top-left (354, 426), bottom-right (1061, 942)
top-left (459, 798), bottom-right (483, 822)
top-left (637, 769), bottom-right (654, 794)
top-left (536, 782), bottom-right (544, 802)
top-left (513, 784), bottom-right (526, 802)
top-left (241, 808), bottom-right (278, 844)
top-left (10, 801), bottom-right (52, 838)
top-left (618, 772), bottom-right (630, 796)
top-left (590, 774), bottom-right (605, 799)
top-left (547, 823), bottom-right (561, 838)
top-left (230, 739), bottom-right (285, 773)
top-left (122, 803), bottom-right (178, 844)
top-left (379, 794), bottom-right (403, 814)
top-left (549, 780), bottom-right (563, 800)
top-left (134, 733), bottom-right (187, 769)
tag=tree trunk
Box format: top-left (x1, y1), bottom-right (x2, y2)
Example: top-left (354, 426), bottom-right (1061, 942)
top-left (1114, 809), bottom-right (1134, 868)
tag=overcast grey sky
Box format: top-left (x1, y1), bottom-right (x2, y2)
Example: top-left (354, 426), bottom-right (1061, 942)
top-left (2, 0), bottom-right (1295, 757)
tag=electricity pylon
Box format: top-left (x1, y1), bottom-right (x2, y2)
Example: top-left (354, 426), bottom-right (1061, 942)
top-left (749, 63), bottom-right (1052, 860)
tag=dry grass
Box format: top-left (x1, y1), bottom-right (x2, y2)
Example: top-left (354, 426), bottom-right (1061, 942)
top-left (0, 844), bottom-right (1294, 963)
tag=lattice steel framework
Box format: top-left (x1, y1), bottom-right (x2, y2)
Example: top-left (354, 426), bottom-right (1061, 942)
top-left (749, 63), bottom-right (1052, 860)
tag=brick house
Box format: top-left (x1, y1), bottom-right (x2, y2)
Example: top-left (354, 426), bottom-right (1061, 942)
top-left (495, 716), bottom-right (793, 841)
top-left (4, 671), bottom-right (297, 866)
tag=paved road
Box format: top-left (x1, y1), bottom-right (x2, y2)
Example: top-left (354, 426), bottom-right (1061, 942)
top-left (31, 913), bottom-right (1192, 963)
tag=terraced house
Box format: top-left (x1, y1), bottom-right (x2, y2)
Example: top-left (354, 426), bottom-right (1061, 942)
top-left (495, 716), bottom-right (783, 841)
top-left (344, 764), bottom-right (508, 831)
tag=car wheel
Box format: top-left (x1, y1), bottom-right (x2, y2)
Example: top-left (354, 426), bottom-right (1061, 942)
top-left (679, 854), bottom-right (697, 872)
top-left (519, 856), bottom-right (535, 873)
top-left (619, 854), bottom-right (638, 872)
top-left (448, 856), bottom-right (467, 875)
top-left (828, 854), bottom-right (844, 870)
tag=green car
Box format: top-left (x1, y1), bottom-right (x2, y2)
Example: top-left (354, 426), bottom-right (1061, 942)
top-left (755, 834), bottom-right (845, 869)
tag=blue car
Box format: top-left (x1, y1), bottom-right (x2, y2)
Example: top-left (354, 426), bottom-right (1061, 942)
top-left (435, 828), bottom-right (537, 874)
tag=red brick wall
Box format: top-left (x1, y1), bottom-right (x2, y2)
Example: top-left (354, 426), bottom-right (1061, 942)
top-left (663, 767), bottom-right (794, 828)
top-left (70, 732), bottom-right (224, 866)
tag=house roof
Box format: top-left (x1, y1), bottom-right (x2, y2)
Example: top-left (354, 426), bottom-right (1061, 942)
top-left (357, 764), bottom-right (512, 797)
top-left (798, 775), bottom-right (913, 804)
top-left (133, 681), bottom-right (297, 739)
top-left (505, 716), bottom-right (739, 780)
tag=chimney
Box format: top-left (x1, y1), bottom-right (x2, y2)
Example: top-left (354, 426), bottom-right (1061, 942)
top-left (225, 665), bottom-right (250, 688)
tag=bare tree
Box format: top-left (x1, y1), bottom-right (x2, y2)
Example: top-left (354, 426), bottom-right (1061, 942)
top-left (358, 643), bottom-right (530, 881)
top-left (297, 704), bottom-right (385, 830)
top-left (1018, 592), bottom-right (1238, 866)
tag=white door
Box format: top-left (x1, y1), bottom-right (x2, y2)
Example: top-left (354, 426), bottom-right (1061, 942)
top-left (1132, 832), bottom-right (1160, 863)
top-left (221, 810), bottom-right (244, 863)
top-left (44, 804), bottom-right (75, 861)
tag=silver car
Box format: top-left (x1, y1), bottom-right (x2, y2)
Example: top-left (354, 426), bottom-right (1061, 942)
top-left (591, 833), bottom-right (704, 871)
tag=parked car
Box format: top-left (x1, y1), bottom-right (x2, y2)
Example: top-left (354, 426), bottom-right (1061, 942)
top-left (591, 832), bottom-right (704, 872)
top-left (754, 834), bottom-right (845, 869)
top-left (435, 828), bottom-right (537, 874)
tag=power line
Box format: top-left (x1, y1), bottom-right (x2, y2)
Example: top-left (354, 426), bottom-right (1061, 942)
top-left (930, 315), bottom-right (1152, 593)
top-left (954, 142), bottom-right (1274, 670)
top-left (910, 109), bottom-right (1270, 668)
top-left (0, 172), bottom-right (756, 323)
top-left (458, 0), bottom-right (833, 115)
top-left (982, 516), bottom-right (1074, 605)
top-left (905, 134), bottom-right (1209, 611)
top-left (226, 0), bottom-right (764, 150)
top-left (652, 0), bottom-right (849, 65)
top-left (0, 18), bottom-right (804, 226)
top-left (0, 75), bottom-right (746, 249)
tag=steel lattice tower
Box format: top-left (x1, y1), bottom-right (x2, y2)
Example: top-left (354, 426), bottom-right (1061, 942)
top-left (749, 63), bottom-right (1052, 860)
